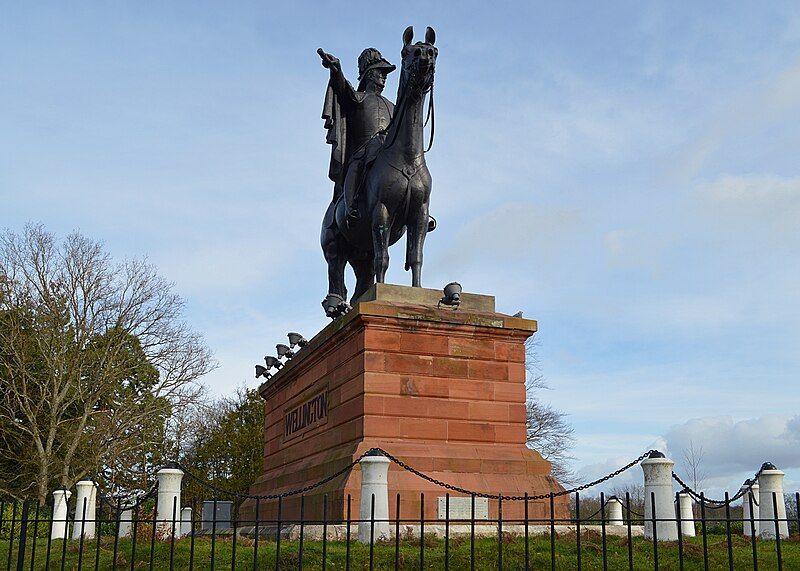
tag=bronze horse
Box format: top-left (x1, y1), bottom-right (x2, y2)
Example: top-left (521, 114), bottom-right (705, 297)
top-left (321, 26), bottom-right (438, 317)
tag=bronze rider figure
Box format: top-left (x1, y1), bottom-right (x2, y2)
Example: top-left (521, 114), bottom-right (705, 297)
top-left (319, 47), bottom-right (396, 226)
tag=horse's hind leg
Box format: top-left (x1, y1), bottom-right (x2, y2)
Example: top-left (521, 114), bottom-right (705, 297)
top-left (321, 224), bottom-right (347, 300)
top-left (372, 203), bottom-right (391, 283)
top-left (405, 202), bottom-right (429, 287)
top-left (350, 254), bottom-right (375, 304)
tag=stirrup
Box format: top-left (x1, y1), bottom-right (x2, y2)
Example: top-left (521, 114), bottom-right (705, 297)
top-left (427, 215), bottom-right (437, 232)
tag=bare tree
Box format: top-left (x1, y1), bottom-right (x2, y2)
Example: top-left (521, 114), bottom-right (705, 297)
top-left (178, 386), bottom-right (265, 503)
top-left (610, 482), bottom-right (646, 516)
top-left (680, 439), bottom-right (708, 493)
top-left (0, 225), bottom-right (214, 502)
top-left (524, 337), bottom-right (576, 485)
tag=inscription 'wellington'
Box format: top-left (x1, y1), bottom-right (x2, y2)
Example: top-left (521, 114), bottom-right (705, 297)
top-left (284, 392), bottom-right (328, 439)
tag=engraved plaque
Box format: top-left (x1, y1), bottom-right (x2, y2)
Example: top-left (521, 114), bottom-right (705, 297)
top-left (437, 496), bottom-right (489, 520)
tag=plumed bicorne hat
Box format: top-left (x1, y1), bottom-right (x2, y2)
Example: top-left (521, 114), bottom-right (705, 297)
top-left (357, 48), bottom-right (396, 80)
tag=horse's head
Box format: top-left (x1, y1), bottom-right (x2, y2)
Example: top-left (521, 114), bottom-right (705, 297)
top-left (399, 26), bottom-right (437, 100)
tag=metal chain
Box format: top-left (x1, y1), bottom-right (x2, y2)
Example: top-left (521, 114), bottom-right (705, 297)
top-left (74, 447), bottom-right (772, 525)
top-left (375, 448), bottom-right (658, 501)
top-left (92, 447), bottom-right (775, 513)
top-left (577, 497), bottom-right (644, 523)
top-left (671, 466), bottom-right (764, 507)
top-left (557, 450), bottom-right (658, 498)
top-left (169, 448), bottom-right (769, 513)
top-left (173, 446), bottom-right (654, 504)
top-left (87, 453), bottom-right (368, 507)
top-left (576, 505), bottom-right (605, 523)
top-left (96, 483), bottom-right (158, 512)
top-left (176, 451), bottom-right (370, 500)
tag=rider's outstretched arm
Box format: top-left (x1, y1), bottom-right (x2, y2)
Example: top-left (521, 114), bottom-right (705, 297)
top-left (319, 48), bottom-right (358, 107)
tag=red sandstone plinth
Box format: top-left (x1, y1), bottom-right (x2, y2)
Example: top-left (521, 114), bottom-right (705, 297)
top-left (246, 284), bottom-right (567, 522)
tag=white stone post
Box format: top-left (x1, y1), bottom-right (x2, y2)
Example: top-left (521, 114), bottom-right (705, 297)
top-left (606, 496), bottom-right (624, 526)
top-left (641, 451), bottom-right (678, 541)
top-left (741, 481), bottom-right (759, 536)
top-left (51, 489), bottom-right (72, 540)
top-left (72, 480), bottom-right (97, 539)
top-left (118, 507), bottom-right (134, 538)
top-left (676, 491), bottom-right (696, 537)
top-left (758, 463), bottom-right (789, 539)
top-left (156, 464), bottom-right (184, 537)
top-left (180, 507), bottom-right (193, 537)
top-left (358, 451), bottom-right (391, 543)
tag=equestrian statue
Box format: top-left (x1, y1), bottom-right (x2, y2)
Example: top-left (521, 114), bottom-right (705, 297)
top-left (319, 26), bottom-right (438, 318)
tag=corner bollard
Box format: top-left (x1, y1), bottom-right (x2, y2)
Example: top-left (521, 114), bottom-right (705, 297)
top-left (741, 480), bottom-right (759, 536)
top-left (676, 490), bottom-right (696, 537)
top-left (180, 506), bottom-right (193, 537)
top-left (358, 450), bottom-right (391, 543)
top-left (72, 479), bottom-right (97, 539)
top-left (606, 496), bottom-right (624, 525)
top-left (118, 507), bottom-right (134, 538)
top-left (156, 463), bottom-right (184, 537)
top-left (51, 488), bottom-right (72, 540)
top-left (641, 451), bottom-right (678, 541)
top-left (758, 463), bottom-right (788, 539)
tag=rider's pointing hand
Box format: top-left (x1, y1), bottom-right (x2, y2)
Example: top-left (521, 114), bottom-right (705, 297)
top-left (317, 48), bottom-right (341, 71)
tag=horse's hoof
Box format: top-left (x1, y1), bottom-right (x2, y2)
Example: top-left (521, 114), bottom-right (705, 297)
top-left (322, 294), bottom-right (351, 319)
top-left (322, 294), bottom-right (343, 318)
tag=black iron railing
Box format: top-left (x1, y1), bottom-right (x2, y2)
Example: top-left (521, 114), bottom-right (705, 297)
top-left (1, 451), bottom-right (799, 570)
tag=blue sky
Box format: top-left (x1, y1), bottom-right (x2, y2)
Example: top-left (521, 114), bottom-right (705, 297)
top-left (3, 2), bottom-right (800, 495)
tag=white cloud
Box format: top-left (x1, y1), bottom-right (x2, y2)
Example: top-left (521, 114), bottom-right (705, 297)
top-left (697, 173), bottom-right (800, 228)
top-left (664, 415), bottom-right (800, 475)
top-left (672, 58), bottom-right (800, 179)
top-left (571, 415), bottom-right (800, 498)
top-left (432, 202), bottom-right (585, 274)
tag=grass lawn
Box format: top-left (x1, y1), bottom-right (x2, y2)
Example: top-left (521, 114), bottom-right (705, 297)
top-left (1, 531), bottom-right (798, 569)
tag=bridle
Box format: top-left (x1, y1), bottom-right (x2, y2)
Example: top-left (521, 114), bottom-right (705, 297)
top-left (384, 51), bottom-right (436, 152)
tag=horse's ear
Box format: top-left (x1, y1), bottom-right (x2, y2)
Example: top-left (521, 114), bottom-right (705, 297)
top-left (425, 27), bottom-right (436, 45)
top-left (403, 26), bottom-right (414, 46)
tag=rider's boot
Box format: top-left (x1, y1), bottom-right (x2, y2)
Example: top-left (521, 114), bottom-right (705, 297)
top-left (346, 203), bottom-right (361, 227)
top-left (343, 158), bottom-right (365, 228)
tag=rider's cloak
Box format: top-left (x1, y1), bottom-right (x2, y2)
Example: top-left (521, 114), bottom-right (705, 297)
top-left (322, 79), bottom-right (346, 197)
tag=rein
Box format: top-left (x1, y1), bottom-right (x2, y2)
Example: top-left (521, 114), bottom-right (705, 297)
top-left (384, 60), bottom-right (435, 152)
top-left (384, 81), bottom-right (408, 150)
top-left (424, 84), bottom-right (434, 152)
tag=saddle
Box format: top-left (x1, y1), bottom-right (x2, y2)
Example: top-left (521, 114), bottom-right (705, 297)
top-left (351, 132), bottom-right (386, 180)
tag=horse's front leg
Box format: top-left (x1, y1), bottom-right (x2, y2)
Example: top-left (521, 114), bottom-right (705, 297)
top-left (372, 203), bottom-right (391, 283)
top-left (321, 209), bottom-right (347, 299)
top-left (405, 201), bottom-right (429, 287)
